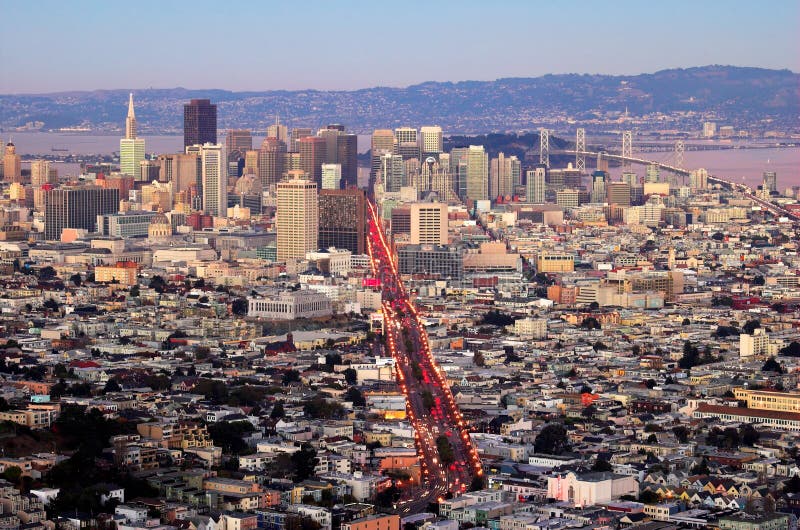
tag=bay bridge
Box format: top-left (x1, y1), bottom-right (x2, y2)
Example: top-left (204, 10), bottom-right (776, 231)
top-left (539, 128), bottom-right (799, 222)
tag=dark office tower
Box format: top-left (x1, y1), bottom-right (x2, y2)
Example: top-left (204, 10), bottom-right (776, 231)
top-left (45, 186), bottom-right (119, 240)
top-left (290, 128), bottom-right (313, 152)
top-left (336, 134), bottom-right (358, 188)
top-left (298, 136), bottom-right (327, 188)
top-left (225, 130), bottom-right (252, 163)
top-left (257, 137), bottom-right (286, 189)
top-left (318, 188), bottom-right (367, 255)
top-left (183, 99), bottom-right (217, 148)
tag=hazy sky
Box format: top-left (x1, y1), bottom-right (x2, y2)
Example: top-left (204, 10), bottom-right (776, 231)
top-left (1, 0), bottom-right (797, 93)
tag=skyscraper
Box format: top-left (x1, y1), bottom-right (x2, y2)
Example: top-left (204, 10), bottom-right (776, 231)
top-left (465, 145), bottom-right (488, 201)
top-left (490, 153), bottom-right (520, 200)
top-left (225, 130), bottom-right (253, 163)
top-left (200, 143), bottom-right (227, 217)
top-left (395, 127), bottom-right (420, 161)
top-left (318, 188), bottom-right (367, 255)
top-left (290, 128), bottom-right (313, 152)
top-left (410, 201), bottom-right (448, 245)
top-left (762, 171), bottom-right (777, 193)
top-left (591, 171), bottom-right (608, 203)
top-left (380, 153), bottom-right (406, 193)
top-left (267, 116), bottom-right (288, 144)
top-left (370, 129), bottom-right (396, 189)
top-left (526, 166), bottom-right (546, 204)
top-left (336, 133), bottom-right (358, 188)
top-left (31, 160), bottom-right (54, 188)
top-left (183, 99), bottom-right (217, 148)
top-left (420, 126), bottom-right (443, 156)
top-left (277, 177), bottom-right (318, 261)
top-left (45, 186), bottom-right (119, 240)
top-left (321, 164), bottom-right (342, 190)
top-left (3, 143), bottom-right (21, 183)
top-left (119, 93), bottom-right (145, 180)
top-left (607, 182), bottom-right (631, 206)
top-left (258, 137), bottom-right (286, 190)
top-left (297, 136), bottom-right (327, 188)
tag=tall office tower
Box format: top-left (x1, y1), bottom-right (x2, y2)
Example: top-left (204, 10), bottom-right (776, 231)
top-left (267, 116), bottom-right (288, 144)
top-left (157, 153), bottom-right (200, 195)
top-left (422, 156), bottom-right (456, 201)
top-left (490, 153), bottom-right (519, 200)
top-left (465, 145), bottom-right (489, 201)
top-left (200, 144), bottom-right (227, 217)
top-left (244, 150), bottom-right (259, 175)
top-left (290, 128), bottom-right (313, 152)
top-left (284, 152), bottom-right (301, 173)
top-left (702, 121), bottom-right (717, 138)
top-left (690, 168), bottom-right (709, 190)
top-left (321, 164), bottom-right (342, 190)
top-left (410, 201), bottom-right (448, 245)
top-left (44, 186), bottom-right (120, 240)
top-left (607, 182), bottom-right (631, 206)
top-left (370, 129), bottom-right (396, 185)
top-left (395, 127), bottom-right (420, 161)
top-left (257, 137), bottom-right (286, 189)
top-left (526, 166), bottom-right (546, 204)
top-left (140, 159), bottom-right (161, 181)
top-left (318, 188), bottom-right (367, 254)
top-left (449, 147), bottom-right (470, 199)
top-left (183, 99), bottom-right (217, 148)
top-left (277, 177), bottom-right (318, 261)
top-left (622, 171), bottom-right (639, 187)
top-left (119, 93), bottom-right (145, 180)
top-left (319, 126), bottom-right (344, 164)
top-left (336, 133), bottom-right (358, 188)
top-left (225, 130), bottom-right (252, 163)
top-left (591, 171), bottom-right (608, 203)
top-left (31, 160), bottom-right (53, 187)
top-left (3, 143), bottom-right (21, 182)
top-left (380, 153), bottom-right (405, 193)
top-left (762, 171), bottom-right (777, 193)
top-left (645, 163), bottom-right (660, 183)
top-left (404, 158), bottom-right (421, 190)
top-left (420, 126), bottom-right (443, 156)
top-left (297, 136), bottom-right (327, 188)
top-left (556, 189), bottom-right (580, 209)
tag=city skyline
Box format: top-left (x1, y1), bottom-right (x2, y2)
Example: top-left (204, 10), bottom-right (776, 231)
top-left (1, 0), bottom-right (798, 93)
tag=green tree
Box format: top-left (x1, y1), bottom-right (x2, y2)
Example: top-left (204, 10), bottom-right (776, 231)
top-left (343, 368), bottom-right (358, 385)
top-left (271, 401), bottom-right (286, 419)
top-left (231, 298), bottom-right (248, 315)
top-left (291, 443), bottom-right (318, 481)
top-left (344, 387), bottom-right (366, 407)
top-left (591, 459), bottom-right (613, 472)
top-left (761, 357), bottom-right (784, 373)
top-left (639, 490), bottom-right (660, 504)
top-left (2, 466), bottom-right (22, 484)
top-left (534, 423), bottom-right (570, 455)
top-left (70, 273), bottom-right (82, 286)
top-left (436, 435), bottom-right (455, 465)
top-left (282, 369), bottom-right (301, 385)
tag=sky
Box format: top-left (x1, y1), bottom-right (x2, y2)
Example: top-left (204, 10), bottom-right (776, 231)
top-left (1, 0), bottom-right (798, 93)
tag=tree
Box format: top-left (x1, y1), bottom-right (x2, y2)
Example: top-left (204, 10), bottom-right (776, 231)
top-left (129, 284), bottom-right (140, 297)
top-left (43, 298), bottom-right (60, 311)
top-left (739, 424), bottom-right (760, 446)
top-left (481, 310), bottom-right (514, 327)
top-left (672, 426), bottom-right (690, 443)
top-left (271, 401), bottom-right (285, 419)
top-left (469, 475), bottom-right (486, 492)
top-left (232, 298), bottom-right (248, 316)
top-left (473, 351), bottom-right (485, 367)
top-left (70, 273), bottom-right (82, 286)
top-left (691, 457), bottom-right (710, 476)
top-left (784, 475), bottom-right (800, 494)
top-left (343, 368), bottom-right (358, 385)
top-left (344, 387), bottom-right (366, 407)
top-left (2, 466), bottom-right (21, 485)
top-left (38, 266), bottom-right (57, 280)
top-left (761, 357), bottom-right (784, 373)
top-left (679, 340), bottom-right (700, 369)
top-left (639, 490), bottom-right (660, 504)
top-left (682, 318), bottom-right (691, 326)
top-left (104, 379), bottom-right (121, 393)
top-left (592, 459), bottom-right (613, 472)
top-left (779, 341), bottom-right (800, 357)
top-left (149, 275), bottom-right (166, 293)
top-left (291, 443), bottom-right (318, 481)
top-left (742, 320), bottom-right (761, 335)
top-left (579, 317), bottom-right (601, 330)
top-left (534, 424), bottom-right (570, 455)
top-left (282, 369), bottom-right (301, 385)
top-left (436, 435), bottom-right (455, 465)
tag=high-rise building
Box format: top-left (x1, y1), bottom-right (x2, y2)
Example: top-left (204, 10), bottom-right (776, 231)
top-left (258, 137), bottom-right (286, 190)
top-left (690, 168), bottom-right (708, 190)
top-left (267, 116), bottom-right (288, 144)
top-left (321, 164), bottom-right (342, 190)
top-left (380, 153), bottom-right (405, 193)
top-left (645, 164), bottom-right (660, 183)
top-left (370, 129), bottom-right (396, 188)
top-left (45, 186), bottom-right (119, 240)
top-left (119, 93), bottom-right (145, 180)
top-left (318, 188), bottom-right (367, 255)
top-left (157, 153), bottom-right (200, 195)
top-left (297, 136), bottom-right (327, 188)
top-left (199, 143), bottom-right (227, 217)
top-left (31, 160), bottom-right (54, 188)
top-left (526, 166), bottom-right (546, 204)
top-left (3, 143), bottom-right (21, 183)
top-left (762, 171), bottom-right (777, 193)
top-left (449, 147), bottom-right (470, 199)
top-left (277, 177), bottom-right (318, 261)
top-left (183, 99), bottom-right (217, 148)
top-left (591, 171), bottom-right (608, 203)
top-left (420, 126), bottom-right (443, 156)
top-left (336, 133), bottom-right (358, 188)
top-left (703, 121), bottom-right (717, 138)
top-left (556, 189), bottom-right (580, 209)
top-left (290, 128), bottom-right (313, 152)
top-left (410, 201), bottom-right (448, 245)
top-left (225, 130), bottom-right (252, 163)
top-left (395, 127), bottom-right (419, 161)
top-left (465, 145), bottom-right (488, 201)
top-left (607, 182), bottom-right (631, 206)
top-left (490, 153), bottom-right (520, 200)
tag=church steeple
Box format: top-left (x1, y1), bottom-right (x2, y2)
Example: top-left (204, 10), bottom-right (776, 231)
top-left (125, 93), bottom-right (137, 139)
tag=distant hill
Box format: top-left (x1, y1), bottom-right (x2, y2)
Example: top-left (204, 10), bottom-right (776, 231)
top-left (1, 66), bottom-right (797, 134)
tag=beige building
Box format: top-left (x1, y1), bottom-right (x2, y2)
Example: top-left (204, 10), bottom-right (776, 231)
top-left (546, 472), bottom-right (637, 506)
top-left (410, 202), bottom-right (448, 245)
top-left (513, 318), bottom-right (547, 338)
top-left (31, 160), bottom-right (55, 187)
top-left (3, 142), bottom-right (21, 182)
top-left (94, 261), bottom-right (138, 286)
top-left (536, 251), bottom-right (575, 273)
top-left (740, 328), bottom-right (769, 357)
top-left (733, 389), bottom-right (800, 412)
top-left (277, 177), bottom-right (318, 261)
